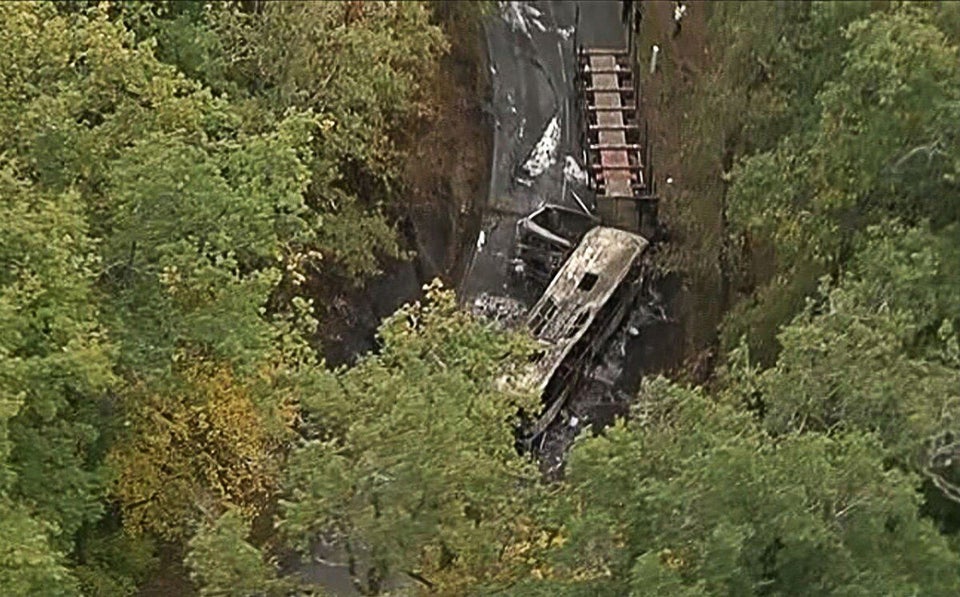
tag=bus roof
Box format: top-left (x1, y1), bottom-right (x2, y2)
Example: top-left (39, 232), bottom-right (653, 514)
top-left (523, 226), bottom-right (648, 393)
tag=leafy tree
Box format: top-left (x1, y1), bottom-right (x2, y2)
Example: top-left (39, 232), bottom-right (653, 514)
top-left (0, 500), bottom-right (81, 596)
top-left (0, 158), bottom-right (115, 547)
top-left (73, 528), bottom-right (159, 597)
top-left (185, 508), bottom-right (292, 597)
top-left (107, 362), bottom-right (294, 540)
top-left (723, 4), bottom-right (960, 362)
top-left (0, 0), bottom-right (469, 593)
top-left (205, 0), bottom-right (448, 280)
top-left (519, 378), bottom-right (960, 596)
top-left (1, 0), bottom-right (316, 547)
top-left (281, 281), bottom-right (542, 594)
top-left (811, 5), bottom-right (960, 223)
top-left (100, 129), bottom-right (311, 376)
top-left (88, 1), bottom-right (452, 283)
top-left (719, 1), bottom-right (881, 152)
top-left (0, 2), bottom-right (321, 369)
top-left (723, 220), bottom-right (960, 502)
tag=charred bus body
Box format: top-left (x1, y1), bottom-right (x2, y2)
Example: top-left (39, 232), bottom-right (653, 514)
top-left (516, 225), bottom-right (648, 448)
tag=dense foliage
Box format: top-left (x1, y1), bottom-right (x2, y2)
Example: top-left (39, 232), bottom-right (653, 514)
top-left (710, 2), bottom-right (960, 508)
top-left (283, 282), bottom-right (543, 594)
top-left (507, 380), bottom-right (960, 596)
top-left (3, 1), bottom-right (960, 595)
top-left (0, 0), bottom-right (448, 594)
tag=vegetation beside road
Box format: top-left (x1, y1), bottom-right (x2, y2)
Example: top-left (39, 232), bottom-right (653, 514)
top-left (2, 2), bottom-right (960, 595)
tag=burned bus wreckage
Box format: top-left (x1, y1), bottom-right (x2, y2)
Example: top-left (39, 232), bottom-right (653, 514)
top-left (513, 204), bottom-right (600, 285)
top-left (516, 226), bottom-right (648, 448)
top-left (470, 18), bottom-right (662, 464)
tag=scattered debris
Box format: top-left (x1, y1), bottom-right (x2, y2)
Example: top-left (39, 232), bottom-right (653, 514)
top-left (674, 3), bottom-right (687, 22)
top-left (531, 15), bottom-right (547, 33)
top-left (673, 2), bottom-right (687, 37)
top-left (563, 155), bottom-right (589, 186)
top-left (506, 92), bottom-right (518, 117)
top-left (500, 1), bottom-right (548, 40)
top-left (471, 293), bottom-right (528, 329)
top-left (570, 189), bottom-right (593, 215)
top-left (521, 114), bottom-right (561, 178)
top-left (514, 204), bottom-right (599, 285)
top-left (476, 229), bottom-right (487, 251)
top-left (674, 2), bottom-right (687, 24)
top-left (557, 26), bottom-right (574, 40)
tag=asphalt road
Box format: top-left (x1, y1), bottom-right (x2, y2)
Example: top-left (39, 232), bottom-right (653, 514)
top-left (460, 0), bottom-right (628, 309)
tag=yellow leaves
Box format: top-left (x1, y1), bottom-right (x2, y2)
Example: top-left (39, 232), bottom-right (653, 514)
top-left (659, 547), bottom-right (688, 571)
top-left (500, 522), bottom-right (565, 562)
top-left (108, 362), bottom-right (293, 540)
top-left (158, 264), bottom-right (182, 293)
top-left (0, 3), bottom-right (72, 108)
top-left (425, 519), bottom-right (566, 588)
top-left (285, 249), bottom-right (323, 288)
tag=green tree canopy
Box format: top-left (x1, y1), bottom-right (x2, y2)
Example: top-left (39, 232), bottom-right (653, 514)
top-left (723, 3), bottom-right (960, 362)
top-left (281, 282), bottom-right (542, 594)
top-left (518, 379), bottom-right (960, 596)
top-left (0, 500), bottom-right (81, 596)
top-left (0, 157), bottom-right (114, 550)
top-left (721, 220), bottom-right (960, 504)
top-left (0, 1), bottom-right (455, 592)
top-left (185, 509), bottom-right (290, 597)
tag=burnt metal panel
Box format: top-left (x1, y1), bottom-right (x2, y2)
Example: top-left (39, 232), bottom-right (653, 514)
top-left (514, 204), bottom-right (600, 285)
top-left (514, 224), bottom-right (648, 443)
top-left (522, 226), bottom-right (648, 397)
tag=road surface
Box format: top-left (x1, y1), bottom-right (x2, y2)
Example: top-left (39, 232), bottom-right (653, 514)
top-left (460, 0), bottom-right (628, 309)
